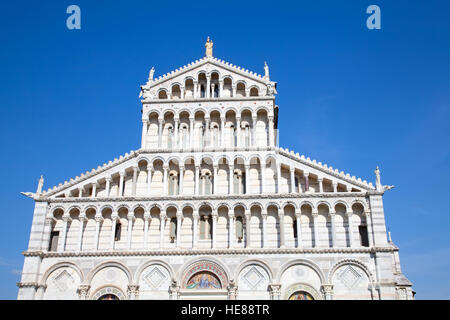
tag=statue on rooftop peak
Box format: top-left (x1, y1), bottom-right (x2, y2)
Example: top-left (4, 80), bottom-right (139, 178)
top-left (375, 166), bottom-right (382, 191)
top-left (205, 36), bottom-right (213, 57)
top-left (37, 175), bottom-right (44, 194)
top-left (264, 61), bottom-right (270, 80)
top-left (148, 67), bottom-right (155, 82)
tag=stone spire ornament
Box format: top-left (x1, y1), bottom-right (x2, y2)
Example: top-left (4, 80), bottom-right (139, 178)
top-left (375, 166), bottom-right (382, 191)
top-left (205, 36), bottom-right (213, 57)
top-left (148, 67), bottom-right (155, 82)
top-left (37, 175), bottom-right (44, 194)
top-left (264, 61), bottom-right (270, 80)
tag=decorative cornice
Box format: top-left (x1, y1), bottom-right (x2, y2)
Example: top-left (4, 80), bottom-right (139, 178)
top-left (23, 246), bottom-right (397, 258)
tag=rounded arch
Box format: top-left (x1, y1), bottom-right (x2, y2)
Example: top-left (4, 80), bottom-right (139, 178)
top-left (87, 261), bottom-right (133, 284)
top-left (198, 201), bottom-right (214, 210)
top-left (192, 107), bottom-right (208, 116)
top-left (50, 205), bottom-right (66, 217)
top-left (327, 259), bottom-right (374, 284)
top-left (131, 203), bottom-right (146, 213)
top-left (181, 202), bottom-right (196, 211)
top-left (284, 282), bottom-right (323, 300)
top-left (265, 201), bottom-right (281, 210)
top-left (136, 155), bottom-right (151, 166)
top-left (255, 106), bottom-right (270, 115)
top-left (276, 259), bottom-right (326, 284)
top-left (224, 106), bottom-right (239, 116)
top-left (316, 200), bottom-right (332, 211)
top-left (333, 200), bottom-right (350, 211)
top-left (148, 203), bottom-right (163, 211)
top-left (164, 203), bottom-right (179, 212)
top-left (91, 285), bottom-right (126, 300)
top-left (177, 108), bottom-right (193, 118)
top-left (282, 201), bottom-right (298, 210)
top-left (208, 107), bottom-right (223, 118)
top-left (247, 153), bottom-right (262, 165)
top-left (299, 200), bottom-right (316, 211)
top-left (232, 202), bottom-right (248, 211)
top-left (216, 202), bottom-right (231, 211)
top-left (234, 259), bottom-right (274, 283)
top-left (41, 261), bottom-right (84, 285)
top-left (179, 257), bottom-right (230, 289)
top-left (67, 205), bottom-right (82, 213)
top-left (349, 199), bottom-right (368, 212)
top-left (99, 204), bottom-right (115, 214)
top-left (115, 203), bottom-right (131, 212)
top-left (249, 202), bottom-right (263, 211)
top-left (145, 109), bottom-right (162, 120)
top-left (83, 205), bottom-right (98, 214)
top-left (134, 259), bottom-right (176, 285)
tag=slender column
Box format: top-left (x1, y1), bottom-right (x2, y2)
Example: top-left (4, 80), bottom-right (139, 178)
top-left (127, 212), bottom-right (134, 250)
top-left (205, 118), bottom-right (210, 148)
top-left (318, 177), bottom-right (323, 193)
top-left (295, 209), bottom-right (302, 248)
top-left (229, 164), bottom-right (234, 194)
top-left (228, 213), bottom-right (234, 248)
top-left (206, 75), bottom-right (211, 98)
top-left (58, 215), bottom-right (70, 252)
top-left (94, 214), bottom-right (103, 250)
top-left (348, 211), bottom-right (355, 247)
top-left (158, 118), bottom-right (163, 148)
top-left (268, 115), bottom-right (275, 147)
top-left (105, 177), bottom-right (111, 197)
top-left (332, 181), bottom-right (338, 193)
top-left (278, 212), bottom-right (285, 248)
top-left (365, 210), bottom-right (374, 247)
top-left (312, 211), bottom-right (319, 247)
top-left (143, 211), bottom-right (150, 249)
top-left (195, 165), bottom-right (200, 195)
top-left (132, 166), bottom-right (138, 196)
top-left (163, 164), bottom-right (169, 196)
top-left (244, 164), bottom-right (250, 194)
top-left (42, 218), bottom-right (54, 251)
top-left (251, 115), bottom-right (257, 146)
top-left (180, 86), bottom-right (185, 99)
top-left (262, 210), bottom-right (268, 248)
top-left (236, 117), bottom-right (241, 147)
top-left (118, 171), bottom-right (125, 197)
top-left (290, 167), bottom-right (295, 193)
top-left (147, 165), bottom-right (153, 195)
top-left (91, 182), bottom-right (98, 198)
top-left (193, 210), bottom-right (199, 248)
top-left (330, 210), bottom-right (336, 248)
top-left (245, 210), bottom-right (251, 248)
top-left (220, 116), bottom-right (225, 148)
top-left (277, 163), bottom-right (282, 194)
top-left (179, 165), bottom-right (184, 195)
top-left (141, 119), bottom-right (148, 149)
top-left (189, 117), bottom-right (194, 148)
top-left (212, 210), bottom-right (218, 248)
top-left (174, 118), bottom-right (179, 149)
top-left (176, 213), bottom-right (182, 248)
top-left (193, 80), bottom-right (198, 98)
top-left (159, 210), bottom-right (166, 249)
top-left (261, 162), bottom-right (266, 193)
top-left (78, 187), bottom-right (83, 198)
top-left (77, 213), bottom-right (86, 251)
top-left (219, 80), bottom-right (223, 97)
top-left (213, 165), bottom-right (218, 194)
top-left (304, 172), bottom-right (309, 192)
top-left (232, 85), bottom-right (237, 97)
top-left (110, 211), bottom-right (118, 250)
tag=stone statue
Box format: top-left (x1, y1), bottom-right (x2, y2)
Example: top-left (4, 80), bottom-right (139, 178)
top-left (148, 67), bottom-right (155, 82)
top-left (375, 166), bottom-right (382, 191)
top-left (37, 175), bottom-right (44, 194)
top-left (205, 36), bottom-right (213, 57)
top-left (264, 61), bottom-right (270, 80)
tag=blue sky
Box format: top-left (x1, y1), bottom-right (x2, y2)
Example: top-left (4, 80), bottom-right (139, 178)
top-left (0, 0), bottom-right (449, 299)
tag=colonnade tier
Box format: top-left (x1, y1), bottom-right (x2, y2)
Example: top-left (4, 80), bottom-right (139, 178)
top-left (46, 200), bottom-right (372, 253)
top-left (153, 71), bottom-right (265, 100)
top-left (58, 157), bottom-right (362, 198)
top-left (141, 106), bottom-right (275, 150)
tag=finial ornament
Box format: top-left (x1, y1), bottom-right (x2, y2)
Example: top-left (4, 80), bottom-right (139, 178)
top-left (388, 231), bottom-right (392, 243)
top-left (37, 175), bottom-right (44, 194)
top-left (205, 36), bottom-right (213, 57)
top-left (264, 61), bottom-right (270, 80)
top-left (374, 166), bottom-right (382, 191)
top-left (148, 67), bottom-right (155, 82)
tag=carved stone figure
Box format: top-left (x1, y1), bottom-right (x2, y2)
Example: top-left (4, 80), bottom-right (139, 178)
top-left (37, 175), bottom-right (44, 194)
top-left (375, 166), bottom-right (381, 190)
top-left (205, 36), bottom-right (213, 57)
top-left (264, 61), bottom-right (270, 80)
top-left (148, 67), bottom-right (155, 82)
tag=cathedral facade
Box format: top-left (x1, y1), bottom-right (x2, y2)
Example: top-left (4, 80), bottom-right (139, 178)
top-left (17, 40), bottom-right (413, 300)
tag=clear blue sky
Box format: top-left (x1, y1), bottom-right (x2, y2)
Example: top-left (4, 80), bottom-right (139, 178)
top-left (0, 0), bottom-right (449, 299)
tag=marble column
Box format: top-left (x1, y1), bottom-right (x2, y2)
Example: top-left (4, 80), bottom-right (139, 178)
top-left (78, 187), bottom-right (83, 198)
top-left (348, 212), bottom-right (355, 247)
top-left (262, 210), bottom-right (268, 248)
top-left (212, 210), bottom-right (218, 249)
top-left (193, 80), bottom-right (198, 98)
top-left (304, 172), bottom-right (309, 192)
top-left (365, 210), bottom-right (374, 247)
top-left (94, 214), bottom-right (103, 250)
top-left (132, 166), bottom-right (138, 196)
top-left (110, 211), bottom-right (118, 250)
top-left (193, 210), bottom-right (199, 248)
top-left (333, 181), bottom-right (338, 193)
top-left (105, 177), bottom-right (111, 197)
top-left (244, 164), bottom-right (250, 194)
top-left (77, 213), bottom-right (86, 251)
top-left (127, 212), bottom-right (134, 249)
top-left (147, 165), bottom-right (153, 195)
top-left (205, 118), bottom-right (210, 148)
top-left (189, 117), bottom-right (194, 148)
top-left (261, 162), bottom-right (266, 193)
top-left (277, 163), bottom-right (282, 194)
top-left (91, 182), bottom-right (97, 198)
top-left (174, 118), bottom-right (179, 149)
top-left (59, 215), bottom-right (70, 252)
top-left (206, 75), bottom-right (211, 98)
top-left (278, 212), bottom-right (285, 248)
top-left (176, 213), bottom-right (182, 248)
top-left (213, 165), bottom-right (218, 194)
top-left (295, 209), bottom-right (302, 248)
top-left (179, 165), bottom-right (184, 195)
top-left (312, 211), bottom-right (319, 247)
top-left (158, 118), bottom-right (163, 148)
top-left (229, 165), bottom-right (234, 194)
top-left (41, 217), bottom-right (54, 251)
top-left (245, 210), bottom-right (251, 248)
top-left (290, 167), bottom-right (295, 193)
top-left (118, 171), bottom-right (125, 197)
top-left (220, 116), bottom-right (225, 148)
top-left (232, 85), bottom-right (237, 97)
top-left (236, 117), bottom-right (241, 147)
top-left (318, 177), bottom-right (323, 193)
top-left (159, 210), bottom-right (166, 249)
top-left (141, 119), bottom-right (148, 149)
top-left (195, 165), bottom-right (200, 195)
top-left (163, 165), bottom-right (168, 196)
top-left (143, 211), bottom-right (150, 249)
top-left (228, 213), bottom-right (235, 248)
top-left (268, 116), bottom-right (274, 147)
top-left (251, 115), bottom-right (257, 146)
top-left (330, 211), bottom-right (337, 247)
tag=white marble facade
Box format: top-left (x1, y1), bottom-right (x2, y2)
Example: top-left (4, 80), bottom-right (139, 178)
top-left (17, 40), bottom-right (413, 300)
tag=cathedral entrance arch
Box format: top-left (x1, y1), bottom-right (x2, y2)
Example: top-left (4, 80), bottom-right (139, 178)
top-left (283, 283), bottom-right (322, 300)
top-left (91, 286), bottom-right (126, 300)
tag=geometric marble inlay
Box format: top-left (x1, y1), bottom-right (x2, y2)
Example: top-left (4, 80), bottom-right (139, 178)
top-left (338, 266), bottom-right (362, 289)
top-left (144, 266), bottom-right (167, 289)
top-left (243, 266), bottom-right (265, 290)
top-left (53, 270), bottom-right (73, 292)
